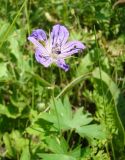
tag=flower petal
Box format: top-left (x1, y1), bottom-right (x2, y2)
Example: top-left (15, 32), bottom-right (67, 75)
top-left (35, 49), bottom-right (52, 67)
top-left (60, 41), bottom-right (86, 58)
top-left (50, 24), bottom-right (69, 47)
top-left (56, 59), bottom-right (69, 71)
top-left (29, 29), bottom-right (47, 41)
top-left (28, 37), bottom-right (49, 56)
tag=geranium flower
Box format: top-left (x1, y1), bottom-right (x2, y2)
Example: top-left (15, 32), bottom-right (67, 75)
top-left (28, 24), bottom-right (85, 71)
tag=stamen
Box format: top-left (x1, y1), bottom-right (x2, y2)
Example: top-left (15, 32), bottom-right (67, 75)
top-left (52, 44), bottom-right (61, 55)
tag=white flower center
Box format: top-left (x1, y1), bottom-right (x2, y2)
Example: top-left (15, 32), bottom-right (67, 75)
top-left (50, 44), bottom-right (61, 60)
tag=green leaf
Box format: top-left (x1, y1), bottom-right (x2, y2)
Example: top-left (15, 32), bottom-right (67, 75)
top-left (3, 130), bottom-right (30, 159)
top-left (0, 104), bottom-right (20, 118)
top-left (92, 68), bottom-right (120, 102)
top-left (77, 124), bottom-right (106, 139)
top-left (39, 97), bottom-right (105, 140)
top-left (0, 0), bottom-right (25, 48)
top-left (0, 21), bottom-right (9, 41)
top-left (69, 146), bottom-right (81, 159)
top-left (38, 153), bottom-right (76, 160)
top-left (3, 133), bottom-right (16, 158)
top-left (92, 68), bottom-right (125, 153)
top-left (38, 97), bottom-right (72, 130)
top-left (46, 136), bottom-right (68, 154)
top-left (77, 52), bottom-right (94, 76)
top-left (20, 146), bottom-right (31, 160)
top-left (8, 30), bottom-right (22, 61)
top-left (46, 136), bottom-right (81, 159)
top-left (0, 63), bottom-right (9, 80)
top-left (71, 108), bottom-right (93, 128)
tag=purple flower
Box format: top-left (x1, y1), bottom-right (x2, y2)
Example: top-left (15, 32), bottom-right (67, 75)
top-left (28, 24), bottom-right (86, 71)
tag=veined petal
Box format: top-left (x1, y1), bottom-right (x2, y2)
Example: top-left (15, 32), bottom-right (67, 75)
top-left (28, 36), bottom-right (49, 56)
top-left (45, 39), bottom-right (52, 53)
top-left (60, 41), bottom-right (86, 58)
top-left (50, 24), bottom-right (69, 47)
top-left (35, 49), bottom-right (52, 67)
top-left (29, 29), bottom-right (47, 41)
top-left (56, 59), bottom-right (69, 71)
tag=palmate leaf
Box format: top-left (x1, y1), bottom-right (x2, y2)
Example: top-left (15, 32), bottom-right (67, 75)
top-left (45, 136), bottom-right (81, 158)
top-left (37, 136), bottom-right (80, 160)
top-left (39, 97), bottom-right (92, 130)
top-left (45, 136), bottom-right (68, 154)
top-left (38, 136), bottom-right (80, 159)
top-left (39, 97), bottom-right (106, 140)
top-left (45, 136), bottom-right (81, 157)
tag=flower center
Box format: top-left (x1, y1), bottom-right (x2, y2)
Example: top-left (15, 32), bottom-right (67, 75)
top-left (52, 43), bottom-right (61, 54)
top-left (51, 43), bottom-right (61, 60)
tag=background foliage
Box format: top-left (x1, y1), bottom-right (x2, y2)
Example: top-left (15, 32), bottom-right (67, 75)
top-left (0, 0), bottom-right (125, 159)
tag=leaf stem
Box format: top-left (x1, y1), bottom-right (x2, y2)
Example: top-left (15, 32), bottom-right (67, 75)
top-left (56, 72), bottom-right (91, 99)
top-left (52, 87), bottom-right (61, 135)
